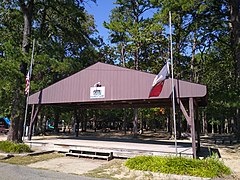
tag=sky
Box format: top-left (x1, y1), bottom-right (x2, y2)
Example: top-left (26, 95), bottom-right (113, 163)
top-left (85, 1), bottom-right (117, 44)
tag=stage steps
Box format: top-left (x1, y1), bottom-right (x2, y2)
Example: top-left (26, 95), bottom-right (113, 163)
top-left (65, 149), bottom-right (113, 161)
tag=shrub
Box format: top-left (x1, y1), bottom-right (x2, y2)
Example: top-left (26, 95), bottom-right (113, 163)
top-left (0, 141), bottom-right (31, 153)
top-left (125, 156), bottom-right (231, 178)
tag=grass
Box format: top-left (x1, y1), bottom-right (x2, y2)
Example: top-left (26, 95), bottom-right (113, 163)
top-left (0, 141), bottom-right (31, 153)
top-left (0, 152), bottom-right (64, 165)
top-left (125, 155), bottom-right (231, 178)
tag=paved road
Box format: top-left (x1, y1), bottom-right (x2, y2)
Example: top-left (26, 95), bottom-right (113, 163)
top-left (0, 162), bottom-right (106, 180)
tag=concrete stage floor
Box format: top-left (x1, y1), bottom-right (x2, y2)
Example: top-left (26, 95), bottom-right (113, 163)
top-left (26, 133), bottom-right (194, 158)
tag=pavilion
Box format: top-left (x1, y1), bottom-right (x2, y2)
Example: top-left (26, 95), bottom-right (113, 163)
top-left (28, 62), bottom-right (207, 158)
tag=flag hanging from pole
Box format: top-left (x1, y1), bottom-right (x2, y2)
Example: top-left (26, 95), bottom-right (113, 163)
top-left (149, 63), bottom-right (169, 97)
top-left (25, 71), bottom-right (30, 95)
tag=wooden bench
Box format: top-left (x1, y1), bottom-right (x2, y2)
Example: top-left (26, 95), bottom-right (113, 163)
top-left (213, 134), bottom-right (240, 145)
top-left (66, 149), bottom-right (113, 161)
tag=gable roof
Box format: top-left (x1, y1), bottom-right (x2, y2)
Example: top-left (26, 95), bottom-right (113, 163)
top-left (29, 62), bottom-right (207, 108)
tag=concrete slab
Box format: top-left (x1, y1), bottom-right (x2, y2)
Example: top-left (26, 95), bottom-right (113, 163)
top-left (28, 157), bottom-right (108, 175)
top-left (26, 135), bottom-right (193, 158)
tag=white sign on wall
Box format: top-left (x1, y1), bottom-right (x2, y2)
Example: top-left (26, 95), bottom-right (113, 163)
top-left (90, 86), bottom-right (105, 99)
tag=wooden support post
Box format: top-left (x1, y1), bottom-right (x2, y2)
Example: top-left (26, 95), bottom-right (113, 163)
top-left (28, 105), bottom-right (41, 140)
top-left (177, 98), bottom-right (198, 158)
top-left (74, 109), bottom-right (80, 137)
top-left (54, 110), bottom-right (60, 133)
top-left (189, 98), bottom-right (196, 158)
top-left (76, 110), bottom-right (79, 137)
top-left (30, 104), bottom-right (35, 127)
top-left (140, 110), bottom-right (143, 134)
top-left (95, 110), bottom-right (97, 132)
top-left (123, 108), bottom-right (127, 134)
top-left (178, 100), bottom-right (191, 126)
top-left (80, 109), bottom-right (86, 132)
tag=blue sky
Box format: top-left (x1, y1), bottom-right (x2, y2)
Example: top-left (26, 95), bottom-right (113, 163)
top-left (85, 1), bottom-right (117, 44)
top-left (85, 1), bottom-right (158, 45)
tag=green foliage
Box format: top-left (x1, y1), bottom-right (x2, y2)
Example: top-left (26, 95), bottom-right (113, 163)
top-left (104, 0), bottom-right (166, 70)
top-left (0, 0), bottom-right (239, 138)
top-left (0, 0), bottom-right (102, 141)
top-left (125, 156), bottom-right (231, 178)
top-left (0, 141), bottom-right (31, 153)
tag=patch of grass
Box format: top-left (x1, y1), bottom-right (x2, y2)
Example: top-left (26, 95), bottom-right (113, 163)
top-left (0, 141), bottom-right (31, 153)
top-left (125, 156), bottom-right (231, 178)
top-left (0, 153), bottom-right (64, 165)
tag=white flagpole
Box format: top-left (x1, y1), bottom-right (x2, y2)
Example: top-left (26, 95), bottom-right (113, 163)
top-left (23, 39), bottom-right (35, 142)
top-left (169, 12), bottom-right (178, 156)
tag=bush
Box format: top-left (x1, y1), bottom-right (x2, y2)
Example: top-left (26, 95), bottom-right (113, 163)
top-left (125, 156), bottom-right (231, 178)
top-left (0, 141), bottom-right (31, 153)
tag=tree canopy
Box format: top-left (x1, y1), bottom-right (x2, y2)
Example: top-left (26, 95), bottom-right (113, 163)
top-left (0, 0), bottom-right (239, 141)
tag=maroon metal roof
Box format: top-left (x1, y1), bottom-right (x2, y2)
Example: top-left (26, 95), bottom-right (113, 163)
top-left (28, 62), bottom-right (207, 108)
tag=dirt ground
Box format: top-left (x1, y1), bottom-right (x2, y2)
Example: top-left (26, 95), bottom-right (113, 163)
top-left (218, 146), bottom-right (240, 179)
top-left (28, 156), bottom-right (109, 175)
top-left (27, 157), bottom-right (212, 180)
top-left (28, 133), bottom-right (240, 179)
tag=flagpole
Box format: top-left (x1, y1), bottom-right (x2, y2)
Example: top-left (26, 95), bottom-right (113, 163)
top-left (23, 39), bottom-right (35, 142)
top-left (169, 12), bottom-right (178, 156)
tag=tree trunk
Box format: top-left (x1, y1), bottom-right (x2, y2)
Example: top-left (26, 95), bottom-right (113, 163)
top-left (54, 111), bottom-right (59, 133)
top-left (177, 108), bottom-right (181, 139)
top-left (7, 90), bottom-right (21, 142)
top-left (74, 110), bottom-right (80, 137)
top-left (81, 109), bottom-right (86, 132)
top-left (43, 115), bottom-right (47, 135)
top-left (134, 48), bottom-right (139, 70)
top-left (175, 15), bottom-right (183, 78)
top-left (20, 0), bottom-right (34, 54)
top-left (229, 0), bottom-right (240, 78)
top-left (202, 110), bottom-right (207, 135)
top-left (22, 13), bottom-right (31, 53)
top-left (133, 108), bottom-right (138, 136)
top-left (8, 0), bottom-right (34, 142)
top-left (167, 109), bottom-right (172, 135)
top-left (235, 108), bottom-right (240, 138)
top-left (190, 32), bottom-right (197, 82)
top-left (121, 43), bottom-right (125, 67)
top-left (93, 112), bottom-right (97, 132)
top-left (229, 0), bottom-right (240, 140)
